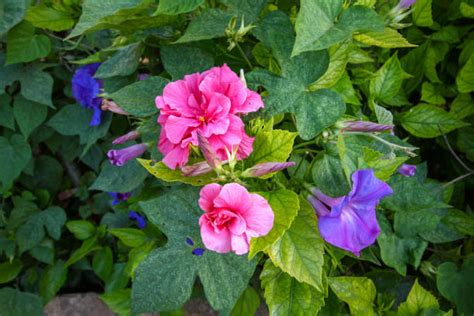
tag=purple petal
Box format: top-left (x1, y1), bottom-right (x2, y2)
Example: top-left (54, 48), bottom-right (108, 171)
top-left (399, 0), bottom-right (416, 9)
top-left (341, 121), bottom-right (393, 133)
top-left (192, 248), bottom-right (205, 256)
top-left (398, 164), bottom-right (417, 177)
top-left (348, 169), bottom-right (393, 207)
top-left (186, 238), bottom-right (194, 246)
top-left (107, 144), bottom-right (147, 166)
top-left (112, 130), bottom-right (140, 145)
top-left (181, 161), bottom-right (213, 177)
top-left (242, 161), bottom-right (296, 177)
top-left (128, 211), bottom-right (146, 229)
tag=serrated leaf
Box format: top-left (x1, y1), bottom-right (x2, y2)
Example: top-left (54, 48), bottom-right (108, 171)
top-left (267, 198), bottom-right (325, 292)
top-left (108, 76), bottom-right (167, 117)
top-left (421, 82), bottom-right (446, 105)
top-left (137, 159), bottom-right (213, 186)
top-left (397, 279), bottom-right (439, 315)
top-left (329, 276), bottom-right (376, 315)
top-left (261, 260), bottom-right (326, 315)
top-left (370, 54), bottom-right (404, 102)
top-left (363, 148), bottom-right (407, 181)
top-left (401, 104), bottom-right (469, 138)
top-left (374, 103), bottom-right (394, 125)
top-left (457, 53), bottom-right (474, 93)
top-left (132, 187), bottom-right (256, 313)
top-left (354, 27), bottom-right (416, 48)
top-left (413, 0), bottom-right (433, 27)
top-left (247, 129), bottom-right (297, 165)
top-left (249, 190), bottom-right (300, 258)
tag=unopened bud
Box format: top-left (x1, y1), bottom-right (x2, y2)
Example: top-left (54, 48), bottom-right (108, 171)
top-left (197, 131), bottom-right (220, 168)
top-left (338, 120), bottom-right (393, 133)
top-left (241, 161), bottom-right (296, 178)
top-left (101, 100), bottom-right (129, 115)
top-left (181, 161), bottom-right (213, 177)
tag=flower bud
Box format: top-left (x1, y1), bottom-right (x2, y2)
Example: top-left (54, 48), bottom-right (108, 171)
top-left (101, 99), bottom-right (129, 115)
top-left (181, 161), bottom-right (213, 177)
top-left (107, 143), bottom-right (147, 166)
top-left (338, 120), bottom-right (394, 133)
top-left (398, 163), bottom-right (416, 177)
top-left (398, 0), bottom-right (416, 9)
top-left (241, 161), bottom-right (296, 178)
top-left (112, 130), bottom-right (140, 145)
top-left (197, 131), bottom-right (220, 168)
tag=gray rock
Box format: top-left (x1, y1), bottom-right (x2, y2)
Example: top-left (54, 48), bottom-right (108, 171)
top-left (44, 293), bottom-right (115, 316)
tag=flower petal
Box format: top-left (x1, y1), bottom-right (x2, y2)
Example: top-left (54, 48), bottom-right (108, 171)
top-left (199, 183), bottom-right (222, 212)
top-left (200, 217), bottom-right (232, 253)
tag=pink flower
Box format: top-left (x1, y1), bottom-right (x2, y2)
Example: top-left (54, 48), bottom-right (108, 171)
top-left (198, 183), bottom-right (274, 255)
top-left (156, 64), bottom-right (264, 169)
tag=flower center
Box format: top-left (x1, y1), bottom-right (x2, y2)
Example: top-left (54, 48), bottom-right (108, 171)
top-left (199, 116), bottom-right (206, 122)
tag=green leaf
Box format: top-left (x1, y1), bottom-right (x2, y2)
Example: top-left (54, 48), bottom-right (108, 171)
top-left (421, 82), bottom-right (446, 105)
top-left (436, 258), bottom-right (474, 315)
top-left (374, 103), bottom-right (394, 125)
top-left (329, 276), bottom-right (376, 316)
top-left (155, 0), bottom-right (204, 15)
top-left (377, 213), bottom-right (427, 276)
top-left (370, 54), bottom-right (404, 102)
top-left (90, 159), bottom-right (148, 193)
top-left (0, 0), bottom-right (28, 36)
top-left (457, 127), bottom-right (474, 162)
top-left (161, 45), bottom-right (214, 80)
top-left (95, 43), bottom-right (144, 79)
top-left (397, 279), bottom-right (439, 316)
top-left (249, 190), bottom-right (300, 258)
top-left (460, 2), bottom-right (474, 17)
top-left (100, 289), bottom-right (132, 316)
top-left (457, 53), bottom-right (474, 93)
top-left (132, 187), bottom-right (257, 313)
top-left (231, 287), bottom-right (260, 316)
top-left (0, 288), bottom-right (43, 316)
top-left (13, 96), bottom-right (48, 139)
top-left (137, 159), bottom-right (213, 186)
top-left (109, 228), bottom-right (147, 248)
top-left (251, 12), bottom-right (345, 140)
top-left (220, 0), bottom-right (267, 23)
top-left (65, 236), bottom-right (102, 267)
top-left (16, 207), bottom-right (67, 252)
top-left (0, 134), bottom-right (31, 189)
top-left (68, 0), bottom-right (145, 37)
top-left (450, 94), bottom-right (474, 119)
top-left (48, 104), bottom-right (112, 146)
top-left (363, 148), bottom-right (407, 181)
top-left (413, 0), bottom-right (433, 27)
top-left (0, 94), bottom-right (15, 130)
top-left (105, 263), bottom-right (130, 292)
top-left (6, 21), bottom-right (51, 65)
top-left (293, 1), bottom-right (384, 56)
top-left (442, 209), bottom-right (474, 236)
top-left (312, 153), bottom-right (350, 197)
top-left (66, 220), bottom-right (96, 240)
top-left (247, 129), bottom-right (297, 165)
top-left (354, 27), bottom-right (416, 48)
top-left (0, 259), bottom-right (22, 284)
top-left (93, 247), bottom-right (114, 281)
top-left (25, 4), bottom-right (75, 31)
top-left (331, 71), bottom-right (361, 105)
top-left (175, 9), bottom-right (232, 43)
top-left (261, 260), bottom-right (326, 315)
top-left (268, 197), bottom-right (325, 292)
top-left (401, 104), bottom-right (469, 138)
top-left (108, 76), bottom-right (167, 117)
top-left (39, 260), bottom-right (68, 303)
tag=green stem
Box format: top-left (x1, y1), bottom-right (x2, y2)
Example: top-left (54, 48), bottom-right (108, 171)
top-left (293, 140), bottom-right (317, 150)
top-left (236, 42), bottom-right (253, 70)
top-left (343, 132), bottom-right (418, 157)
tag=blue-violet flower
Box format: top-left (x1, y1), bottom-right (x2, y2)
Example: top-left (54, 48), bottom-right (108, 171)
top-left (128, 211), bottom-right (146, 229)
top-left (72, 63), bottom-right (103, 126)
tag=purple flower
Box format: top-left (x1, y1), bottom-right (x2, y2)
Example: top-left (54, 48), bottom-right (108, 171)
top-left (192, 248), bottom-right (206, 256)
top-left (339, 121), bottom-right (393, 133)
top-left (241, 161), bottom-right (296, 177)
top-left (107, 143), bottom-right (147, 166)
top-left (129, 211), bottom-right (146, 229)
top-left (112, 130), bottom-right (140, 145)
top-left (185, 237), bottom-right (194, 246)
top-left (109, 192), bottom-right (132, 206)
top-left (307, 169), bottom-right (393, 256)
top-left (138, 73), bottom-right (150, 81)
top-left (398, 164), bottom-right (416, 177)
top-left (72, 63), bottom-right (103, 126)
top-left (181, 161), bottom-right (213, 177)
top-left (398, 0), bottom-right (416, 9)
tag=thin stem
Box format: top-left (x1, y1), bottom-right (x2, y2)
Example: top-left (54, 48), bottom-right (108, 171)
top-left (235, 42), bottom-right (253, 70)
top-left (293, 140), bottom-right (317, 150)
top-left (343, 132), bottom-right (418, 157)
top-left (442, 173), bottom-right (473, 188)
top-left (439, 125), bottom-right (473, 173)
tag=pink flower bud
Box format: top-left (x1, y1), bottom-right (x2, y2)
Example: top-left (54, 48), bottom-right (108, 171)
top-left (241, 161), bottom-right (296, 178)
top-left (197, 131), bottom-right (221, 168)
top-left (181, 161), bottom-right (213, 177)
top-left (112, 130), bottom-right (140, 145)
top-left (107, 144), bottom-right (147, 166)
top-left (101, 100), bottom-right (129, 115)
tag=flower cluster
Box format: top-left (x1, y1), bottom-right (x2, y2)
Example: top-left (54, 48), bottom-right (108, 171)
top-left (72, 63), bottom-right (104, 126)
top-left (156, 64), bottom-right (263, 169)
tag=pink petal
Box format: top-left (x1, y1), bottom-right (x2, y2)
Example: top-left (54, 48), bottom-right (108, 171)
top-left (231, 234), bottom-right (249, 255)
top-left (164, 115), bottom-right (199, 144)
top-left (235, 132), bottom-right (254, 160)
top-left (162, 144), bottom-right (190, 169)
top-left (214, 183), bottom-right (253, 214)
top-left (199, 183), bottom-right (222, 212)
top-left (239, 90), bottom-right (264, 114)
top-left (200, 217), bottom-right (232, 253)
top-left (242, 193), bottom-right (274, 237)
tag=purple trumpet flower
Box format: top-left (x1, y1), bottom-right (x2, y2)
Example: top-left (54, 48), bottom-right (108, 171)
top-left (398, 0), bottom-right (416, 9)
top-left (307, 169), bottom-right (393, 256)
top-left (72, 63), bottom-right (103, 126)
top-left (128, 211), bottom-right (146, 229)
top-left (112, 130), bottom-right (140, 145)
top-left (241, 161), bottom-right (296, 178)
top-left (109, 192), bottom-right (132, 206)
top-left (181, 161), bottom-right (213, 177)
top-left (138, 73), bottom-right (150, 81)
top-left (107, 143), bottom-right (147, 166)
top-left (340, 121), bottom-right (394, 133)
top-left (398, 164), bottom-right (416, 177)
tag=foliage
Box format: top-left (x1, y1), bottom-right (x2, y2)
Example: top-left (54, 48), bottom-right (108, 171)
top-left (0, 0), bottom-right (473, 315)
